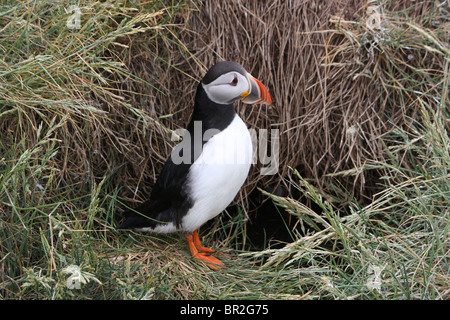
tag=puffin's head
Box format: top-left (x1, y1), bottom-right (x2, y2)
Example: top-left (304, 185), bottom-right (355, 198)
top-left (201, 61), bottom-right (272, 105)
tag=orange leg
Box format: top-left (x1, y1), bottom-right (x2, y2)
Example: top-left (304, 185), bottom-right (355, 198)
top-left (192, 230), bottom-right (215, 253)
top-left (185, 230), bottom-right (225, 270)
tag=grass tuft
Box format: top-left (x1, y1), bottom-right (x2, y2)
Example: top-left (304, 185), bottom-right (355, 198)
top-left (1, 0), bottom-right (449, 299)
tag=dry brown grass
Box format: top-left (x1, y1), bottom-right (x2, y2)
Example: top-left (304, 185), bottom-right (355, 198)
top-left (112, 0), bottom-right (448, 210)
top-left (3, 0), bottom-right (445, 214)
top-left (2, 0), bottom-right (448, 300)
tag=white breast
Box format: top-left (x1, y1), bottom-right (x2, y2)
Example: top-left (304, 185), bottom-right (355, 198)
top-left (181, 114), bottom-right (252, 233)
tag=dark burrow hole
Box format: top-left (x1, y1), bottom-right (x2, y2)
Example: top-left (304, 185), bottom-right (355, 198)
top-left (204, 168), bottom-right (382, 253)
top-left (204, 177), bottom-right (323, 252)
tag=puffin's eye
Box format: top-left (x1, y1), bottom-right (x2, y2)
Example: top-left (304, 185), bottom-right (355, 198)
top-left (230, 77), bottom-right (238, 86)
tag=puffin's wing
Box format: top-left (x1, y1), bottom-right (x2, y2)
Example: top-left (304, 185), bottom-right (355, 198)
top-left (116, 157), bottom-right (193, 230)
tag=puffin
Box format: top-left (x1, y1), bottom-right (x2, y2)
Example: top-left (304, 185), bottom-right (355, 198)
top-left (117, 61), bottom-right (272, 270)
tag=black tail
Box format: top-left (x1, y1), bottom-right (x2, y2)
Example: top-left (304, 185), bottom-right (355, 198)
top-left (116, 215), bottom-right (153, 229)
top-left (116, 200), bottom-right (158, 230)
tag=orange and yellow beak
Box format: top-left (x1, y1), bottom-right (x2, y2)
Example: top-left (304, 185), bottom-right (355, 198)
top-left (240, 73), bottom-right (272, 105)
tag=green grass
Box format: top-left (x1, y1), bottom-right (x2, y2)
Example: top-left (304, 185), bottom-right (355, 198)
top-left (1, 0), bottom-right (449, 299)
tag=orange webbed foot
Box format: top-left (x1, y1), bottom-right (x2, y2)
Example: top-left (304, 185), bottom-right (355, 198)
top-left (185, 230), bottom-right (225, 270)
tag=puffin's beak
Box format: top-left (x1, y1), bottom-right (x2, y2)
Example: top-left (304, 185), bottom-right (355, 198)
top-left (241, 73), bottom-right (272, 105)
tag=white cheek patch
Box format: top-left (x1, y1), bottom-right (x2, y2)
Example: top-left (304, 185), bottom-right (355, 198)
top-left (202, 73), bottom-right (249, 105)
